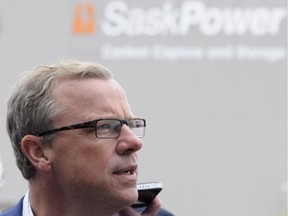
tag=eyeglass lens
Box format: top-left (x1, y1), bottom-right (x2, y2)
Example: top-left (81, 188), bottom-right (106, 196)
top-left (96, 119), bottom-right (145, 138)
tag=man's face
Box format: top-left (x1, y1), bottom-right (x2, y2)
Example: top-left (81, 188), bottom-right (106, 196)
top-left (47, 78), bottom-right (143, 208)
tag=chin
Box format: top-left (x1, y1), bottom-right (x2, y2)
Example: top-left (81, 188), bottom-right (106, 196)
top-left (119, 187), bottom-right (138, 206)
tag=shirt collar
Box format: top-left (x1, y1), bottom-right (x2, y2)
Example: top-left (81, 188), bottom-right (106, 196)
top-left (23, 191), bottom-right (34, 216)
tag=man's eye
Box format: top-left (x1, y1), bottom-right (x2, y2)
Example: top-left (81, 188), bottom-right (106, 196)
top-left (96, 120), bottom-right (122, 137)
top-left (97, 124), bottom-right (111, 131)
top-left (112, 124), bottom-right (122, 133)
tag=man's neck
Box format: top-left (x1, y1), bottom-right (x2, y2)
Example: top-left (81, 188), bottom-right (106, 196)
top-left (29, 180), bottom-right (121, 216)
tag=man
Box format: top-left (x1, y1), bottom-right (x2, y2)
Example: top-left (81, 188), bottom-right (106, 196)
top-left (1, 60), bottom-right (173, 216)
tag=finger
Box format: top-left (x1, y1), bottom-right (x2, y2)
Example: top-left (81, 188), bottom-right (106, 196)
top-left (141, 196), bottom-right (161, 216)
top-left (118, 206), bottom-right (140, 216)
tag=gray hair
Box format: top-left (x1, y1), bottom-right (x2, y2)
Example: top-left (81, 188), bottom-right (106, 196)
top-left (6, 59), bottom-right (113, 180)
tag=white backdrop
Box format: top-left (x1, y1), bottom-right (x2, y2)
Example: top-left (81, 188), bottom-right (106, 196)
top-left (0, 1), bottom-right (286, 215)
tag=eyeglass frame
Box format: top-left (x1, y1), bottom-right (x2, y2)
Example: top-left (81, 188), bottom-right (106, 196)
top-left (33, 118), bottom-right (146, 139)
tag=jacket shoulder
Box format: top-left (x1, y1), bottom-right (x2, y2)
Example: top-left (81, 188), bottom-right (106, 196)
top-left (0, 197), bottom-right (23, 216)
top-left (158, 208), bottom-right (174, 216)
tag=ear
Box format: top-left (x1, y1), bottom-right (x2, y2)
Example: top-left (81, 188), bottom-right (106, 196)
top-left (21, 135), bottom-right (52, 172)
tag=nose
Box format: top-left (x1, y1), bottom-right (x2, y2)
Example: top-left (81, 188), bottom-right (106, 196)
top-left (116, 125), bottom-right (143, 155)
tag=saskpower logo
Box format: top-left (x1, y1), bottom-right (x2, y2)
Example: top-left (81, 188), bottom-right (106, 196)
top-left (73, 1), bottom-right (286, 36)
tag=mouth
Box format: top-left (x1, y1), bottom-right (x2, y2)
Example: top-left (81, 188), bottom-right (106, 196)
top-left (113, 165), bottom-right (138, 176)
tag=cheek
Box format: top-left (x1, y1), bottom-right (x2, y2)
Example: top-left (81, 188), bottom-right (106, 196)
top-left (51, 138), bottom-right (115, 179)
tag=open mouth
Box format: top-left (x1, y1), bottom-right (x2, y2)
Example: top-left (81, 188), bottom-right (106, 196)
top-left (113, 165), bottom-right (137, 176)
top-left (122, 170), bottom-right (135, 175)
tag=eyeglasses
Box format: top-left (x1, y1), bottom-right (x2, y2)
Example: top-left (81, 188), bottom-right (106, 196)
top-left (34, 118), bottom-right (146, 139)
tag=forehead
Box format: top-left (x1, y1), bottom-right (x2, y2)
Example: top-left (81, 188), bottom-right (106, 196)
top-left (51, 78), bottom-right (131, 122)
